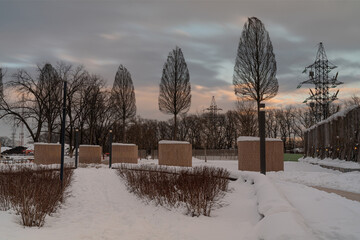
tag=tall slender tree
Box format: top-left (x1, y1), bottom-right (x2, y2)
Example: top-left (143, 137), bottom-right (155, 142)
top-left (111, 65), bottom-right (136, 142)
top-left (233, 17), bottom-right (278, 113)
top-left (159, 46), bottom-right (191, 140)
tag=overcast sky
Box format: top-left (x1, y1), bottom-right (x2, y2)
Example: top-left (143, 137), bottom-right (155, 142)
top-left (1, 0), bottom-right (360, 139)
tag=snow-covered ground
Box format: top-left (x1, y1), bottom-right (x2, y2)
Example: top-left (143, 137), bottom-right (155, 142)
top-left (273, 180), bottom-right (360, 240)
top-left (190, 159), bottom-right (360, 240)
top-left (300, 156), bottom-right (360, 170)
top-left (1, 147), bottom-right (11, 153)
top-left (268, 161), bottom-right (360, 194)
top-left (1, 158), bottom-right (360, 240)
top-left (1, 166), bottom-right (262, 240)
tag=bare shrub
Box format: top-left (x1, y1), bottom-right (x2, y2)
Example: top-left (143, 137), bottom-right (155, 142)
top-left (117, 164), bottom-right (230, 216)
top-left (0, 165), bottom-right (73, 227)
top-left (177, 166), bottom-right (229, 216)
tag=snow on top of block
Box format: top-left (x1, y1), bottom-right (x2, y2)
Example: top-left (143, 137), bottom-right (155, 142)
top-left (305, 105), bottom-right (359, 132)
top-left (112, 143), bottom-right (136, 146)
top-left (237, 136), bottom-right (282, 142)
top-left (79, 145), bottom-right (101, 147)
top-left (159, 140), bottom-right (190, 144)
top-left (34, 143), bottom-right (60, 146)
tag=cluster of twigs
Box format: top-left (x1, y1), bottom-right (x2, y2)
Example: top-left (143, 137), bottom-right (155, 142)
top-left (117, 164), bottom-right (230, 217)
top-left (0, 165), bottom-right (73, 227)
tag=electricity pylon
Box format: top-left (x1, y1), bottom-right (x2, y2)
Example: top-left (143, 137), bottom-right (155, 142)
top-left (298, 42), bottom-right (343, 122)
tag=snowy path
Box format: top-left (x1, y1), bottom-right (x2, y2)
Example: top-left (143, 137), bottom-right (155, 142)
top-left (193, 159), bottom-right (360, 240)
top-left (310, 186), bottom-right (360, 202)
top-left (1, 167), bottom-right (260, 240)
top-left (268, 161), bottom-right (360, 194)
top-left (266, 161), bottom-right (360, 240)
top-left (273, 180), bottom-right (360, 240)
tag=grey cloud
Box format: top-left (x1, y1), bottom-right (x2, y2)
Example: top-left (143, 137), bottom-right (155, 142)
top-left (1, 0), bottom-right (360, 127)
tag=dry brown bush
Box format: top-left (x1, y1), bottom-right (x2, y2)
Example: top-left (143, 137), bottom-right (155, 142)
top-left (0, 165), bottom-right (73, 227)
top-left (117, 164), bottom-right (230, 216)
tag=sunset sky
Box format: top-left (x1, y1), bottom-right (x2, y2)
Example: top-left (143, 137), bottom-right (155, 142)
top-left (1, 0), bottom-right (360, 138)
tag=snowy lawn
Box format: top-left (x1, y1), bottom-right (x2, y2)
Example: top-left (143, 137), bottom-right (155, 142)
top-left (0, 165), bottom-right (262, 240)
top-left (1, 159), bottom-right (359, 240)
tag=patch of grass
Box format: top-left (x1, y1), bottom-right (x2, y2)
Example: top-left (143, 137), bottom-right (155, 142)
top-left (0, 165), bottom-right (73, 227)
top-left (284, 153), bottom-right (303, 162)
top-left (117, 164), bottom-right (230, 217)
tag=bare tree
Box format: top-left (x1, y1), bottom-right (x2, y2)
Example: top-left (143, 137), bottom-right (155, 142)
top-left (0, 65), bottom-right (54, 142)
top-left (344, 95), bottom-right (360, 108)
top-left (127, 117), bottom-right (159, 153)
top-left (265, 109), bottom-right (278, 138)
top-left (233, 17), bottom-right (278, 113)
top-left (111, 65), bottom-right (136, 142)
top-left (223, 111), bottom-right (239, 149)
top-left (0, 136), bottom-right (11, 146)
top-left (235, 100), bottom-right (258, 136)
top-left (62, 64), bottom-right (88, 156)
top-left (82, 75), bottom-right (107, 145)
top-left (39, 63), bottom-right (63, 143)
top-left (159, 46), bottom-right (191, 140)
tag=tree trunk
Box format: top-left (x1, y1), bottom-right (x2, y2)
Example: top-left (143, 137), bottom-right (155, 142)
top-left (68, 127), bottom-right (74, 158)
top-left (122, 117), bottom-right (126, 143)
top-left (257, 100), bottom-right (261, 137)
top-left (47, 122), bottom-right (52, 143)
top-left (173, 114), bottom-right (177, 140)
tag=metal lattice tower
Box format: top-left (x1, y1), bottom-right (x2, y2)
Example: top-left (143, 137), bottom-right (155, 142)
top-left (205, 96), bottom-right (222, 116)
top-left (298, 42), bottom-right (343, 122)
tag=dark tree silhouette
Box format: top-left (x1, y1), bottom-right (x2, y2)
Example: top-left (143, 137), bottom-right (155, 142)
top-left (159, 46), bottom-right (191, 140)
top-left (233, 17), bottom-right (278, 113)
top-left (0, 67), bottom-right (3, 97)
top-left (0, 64), bottom-right (64, 142)
top-left (39, 63), bottom-right (63, 143)
top-left (111, 65), bottom-right (136, 142)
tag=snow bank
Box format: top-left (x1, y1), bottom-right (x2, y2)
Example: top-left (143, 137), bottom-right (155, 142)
top-left (300, 156), bottom-right (360, 170)
top-left (1, 147), bottom-right (11, 153)
top-left (237, 136), bottom-right (282, 142)
top-left (34, 143), bottom-right (60, 146)
top-left (112, 143), bottom-right (136, 146)
top-left (305, 105), bottom-right (359, 132)
top-left (24, 144), bottom-right (35, 150)
top-left (159, 140), bottom-right (190, 144)
top-left (242, 172), bottom-right (316, 240)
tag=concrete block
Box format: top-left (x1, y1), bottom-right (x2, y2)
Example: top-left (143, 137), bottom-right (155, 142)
top-left (158, 140), bottom-right (192, 167)
top-left (112, 143), bottom-right (138, 164)
top-left (34, 143), bottom-right (61, 165)
top-left (237, 137), bottom-right (284, 172)
top-left (79, 145), bottom-right (102, 164)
